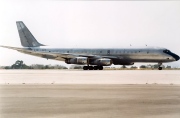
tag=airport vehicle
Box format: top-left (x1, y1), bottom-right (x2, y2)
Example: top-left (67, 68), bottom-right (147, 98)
top-left (0, 21), bottom-right (179, 70)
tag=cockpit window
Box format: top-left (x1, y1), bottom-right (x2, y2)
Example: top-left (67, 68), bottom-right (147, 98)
top-left (163, 49), bottom-right (173, 55)
top-left (163, 49), bottom-right (179, 61)
top-left (163, 50), bottom-right (170, 53)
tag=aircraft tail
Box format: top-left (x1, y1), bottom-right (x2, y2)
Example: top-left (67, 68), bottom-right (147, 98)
top-left (16, 21), bottom-right (45, 47)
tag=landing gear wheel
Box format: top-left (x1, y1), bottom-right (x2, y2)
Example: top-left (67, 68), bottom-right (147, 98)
top-left (94, 66), bottom-right (98, 70)
top-left (83, 66), bottom-right (88, 70)
top-left (158, 67), bottom-right (162, 70)
top-left (83, 66), bottom-right (103, 70)
top-left (157, 62), bottom-right (163, 70)
top-left (89, 66), bottom-right (93, 70)
top-left (99, 66), bottom-right (103, 70)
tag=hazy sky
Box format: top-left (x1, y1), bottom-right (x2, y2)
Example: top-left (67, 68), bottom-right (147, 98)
top-left (0, 0), bottom-right (180, 67)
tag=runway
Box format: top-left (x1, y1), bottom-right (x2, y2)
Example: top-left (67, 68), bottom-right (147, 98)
top-left (1, 85), bottom-right (180, 118)
top-left (0, 70), bottom-right (180, 118)
top-left (0, 70), bottom-right (180, 84)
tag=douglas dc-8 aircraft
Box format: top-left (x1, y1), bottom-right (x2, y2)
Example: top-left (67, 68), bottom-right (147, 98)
top-left (0, 21), bottom-right (179, 70)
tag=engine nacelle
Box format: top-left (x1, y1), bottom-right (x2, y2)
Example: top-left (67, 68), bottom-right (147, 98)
top-left (90, 58), bottom-right (112, 66)
top-left (65, 57), bottom-right (88, 65)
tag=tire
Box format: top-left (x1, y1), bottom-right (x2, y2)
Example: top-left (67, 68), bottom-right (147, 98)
top-left (158, 67), bottom-right (162, 70)
top-left (83, 66), bottom-right (88, 70)
top-left (89, 66), bottom-right (93, 70)
top-left (99, 66), bottom-right (103, 70)
top-left (94, 66), bottom-right (98, 70)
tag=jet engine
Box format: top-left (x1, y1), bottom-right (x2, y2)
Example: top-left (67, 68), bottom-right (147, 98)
top-left (65, 57), bottom-right (88, 64)
top-left (90, 58), bottom-right (112, 66)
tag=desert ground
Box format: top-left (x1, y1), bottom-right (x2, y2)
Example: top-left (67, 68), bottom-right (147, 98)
top-left (0, 70), bottom-right (180, 118)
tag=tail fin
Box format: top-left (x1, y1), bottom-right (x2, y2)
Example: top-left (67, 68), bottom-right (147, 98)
top-left (16, 21), bottom-right (45, 47)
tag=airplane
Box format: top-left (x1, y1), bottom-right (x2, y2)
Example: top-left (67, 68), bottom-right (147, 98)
top-left (0, 21), bottom-right (179, 70)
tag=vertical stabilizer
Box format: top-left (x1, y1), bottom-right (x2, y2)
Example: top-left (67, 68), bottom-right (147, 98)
top-left (16, 21), bottom-right (45, 47)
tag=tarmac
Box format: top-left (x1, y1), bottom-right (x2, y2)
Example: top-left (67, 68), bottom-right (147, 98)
top-left (0, 70), bottom-right (180, 84)
top-left (0, 70), bottom-right (180, 118)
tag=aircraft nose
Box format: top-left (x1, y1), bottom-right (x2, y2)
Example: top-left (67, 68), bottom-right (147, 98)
top-left (176, 55), bottom-right (180, 61)
top-left (173, 54), bottom-right (180, 61)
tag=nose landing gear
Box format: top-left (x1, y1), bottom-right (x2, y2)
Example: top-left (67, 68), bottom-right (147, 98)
top-left (158, 63), bottom-right (163, 70)
top-left (158, 67), bottom-right (162, 70)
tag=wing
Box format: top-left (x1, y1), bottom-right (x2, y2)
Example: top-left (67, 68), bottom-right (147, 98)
top-left (0, 45), bottom-right (119, 61)
top-left (0, 45), bottom-right (62, 61)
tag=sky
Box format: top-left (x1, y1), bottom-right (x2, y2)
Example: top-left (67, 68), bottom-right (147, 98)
top-left (0, 0), bottom-right (180, 67)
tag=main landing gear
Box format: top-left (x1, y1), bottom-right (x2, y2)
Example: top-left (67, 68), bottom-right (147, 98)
top-left (83, 66), bottom-right (103, 70)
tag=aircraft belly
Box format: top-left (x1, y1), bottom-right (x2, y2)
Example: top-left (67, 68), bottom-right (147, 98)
top-left (127, 54), bottom-right (172, 63)
top-left (112, 54), bottom-right (172, 64)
